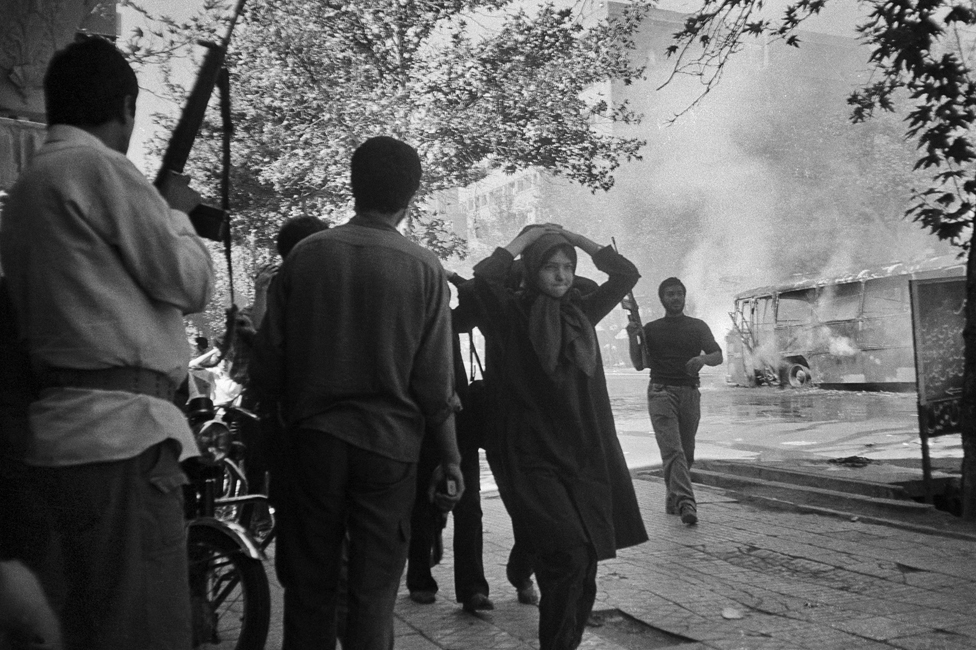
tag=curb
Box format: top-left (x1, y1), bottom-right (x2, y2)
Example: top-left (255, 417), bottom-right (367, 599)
top-left (632, 461), bottom-right (976, 542)
top-left (729, 490), bottom-right (976, 543)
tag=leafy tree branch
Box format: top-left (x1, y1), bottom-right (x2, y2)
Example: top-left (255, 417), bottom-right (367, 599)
top-left (125, 0), bottom-right (650, 257)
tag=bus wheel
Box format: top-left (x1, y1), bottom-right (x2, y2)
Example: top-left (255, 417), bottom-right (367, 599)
top-left (787, 363), bottom-right (811, 388)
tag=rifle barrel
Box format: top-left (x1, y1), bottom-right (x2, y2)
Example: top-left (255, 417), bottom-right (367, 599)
top-left (154, 0), bottom-right (247, 185)
top-left (153, 0), bottom-right (248, 242)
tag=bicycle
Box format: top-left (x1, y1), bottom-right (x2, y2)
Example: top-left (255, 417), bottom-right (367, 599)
top-left (184, 396), bottom-right (272, 650)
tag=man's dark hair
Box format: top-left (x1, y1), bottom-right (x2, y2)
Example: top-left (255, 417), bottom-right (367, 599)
top-left (276, 216), bottom-right (329, 258)
top-left (44, 37), bottom-right (138, 127)
top-left (658, 277), bottom-right (686, 301)
top-left (351, 136), bottom-right (422, 215)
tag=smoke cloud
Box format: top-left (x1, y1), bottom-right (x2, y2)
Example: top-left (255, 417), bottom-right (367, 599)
top-left (537, 9), bottom-right (954, 348)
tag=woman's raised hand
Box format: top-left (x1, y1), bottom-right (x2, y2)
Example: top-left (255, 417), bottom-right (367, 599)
top-left (560, 229), bottom-right (603, 256)
top-left (505, 223), bottom-right (563, 256)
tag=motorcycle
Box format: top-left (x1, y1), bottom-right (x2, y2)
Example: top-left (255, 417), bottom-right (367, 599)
top-left (184, 395), bottom-right (272, 650)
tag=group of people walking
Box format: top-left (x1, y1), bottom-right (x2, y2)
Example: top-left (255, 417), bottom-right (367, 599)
top-left (0, 35), bottom-right (723, 650)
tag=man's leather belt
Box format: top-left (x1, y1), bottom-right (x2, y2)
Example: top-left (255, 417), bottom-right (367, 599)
top-left (39, 367), bottom-right (177, 402)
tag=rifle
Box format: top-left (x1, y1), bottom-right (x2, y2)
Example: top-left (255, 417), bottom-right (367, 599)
top-left (154, 0), bottom-right (247, 242)
top-left (611, 237), bottom-right (648, 368)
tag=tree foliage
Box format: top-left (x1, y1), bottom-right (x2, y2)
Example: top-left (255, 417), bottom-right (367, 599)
top-left (857, 1), bottom-right (976, 245)
top-left (124, 0), bottom-right (650, 258)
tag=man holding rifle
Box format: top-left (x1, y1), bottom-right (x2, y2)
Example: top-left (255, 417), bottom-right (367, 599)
top-left (1, 37), bottom-right (214, 649)
top-left (627, 278), bottom-right (722, 526)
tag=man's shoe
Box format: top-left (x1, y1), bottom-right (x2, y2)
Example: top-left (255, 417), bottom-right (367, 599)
top-left (462, 593), bottom-right (495, 613)
top-left (665, 498), bottom-right (677, 515)
top-left (409, 590), bottom-right (436, 604)
top-left (516, 583), bottom-right (539, 605)
top-left (680, 505), bottom-right (698, 526)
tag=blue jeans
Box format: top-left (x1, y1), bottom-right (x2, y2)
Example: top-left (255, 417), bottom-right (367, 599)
top-left (647, 383), bottom-right (700, 511)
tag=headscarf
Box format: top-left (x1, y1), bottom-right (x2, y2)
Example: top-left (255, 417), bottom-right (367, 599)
top-left (521, 233), bottom-right (599, 378)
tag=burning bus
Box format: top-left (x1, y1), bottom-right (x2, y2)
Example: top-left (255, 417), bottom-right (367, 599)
top-left (726, 256), bottom-right (964, 390)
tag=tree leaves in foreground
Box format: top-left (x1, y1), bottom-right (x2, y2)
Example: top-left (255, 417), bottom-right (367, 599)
top-left (124, 0), bottom-right (649, 258)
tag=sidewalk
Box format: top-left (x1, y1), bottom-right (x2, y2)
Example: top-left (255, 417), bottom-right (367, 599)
top-left (390, 475), bottom-right (976, 650)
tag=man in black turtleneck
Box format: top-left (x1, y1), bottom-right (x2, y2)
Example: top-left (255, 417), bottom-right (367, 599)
top-left (627, 277), bottom-right (722, 526)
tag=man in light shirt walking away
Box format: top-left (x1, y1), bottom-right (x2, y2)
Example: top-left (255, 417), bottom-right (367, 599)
top-left (1, 37), bottom-right (214, 650)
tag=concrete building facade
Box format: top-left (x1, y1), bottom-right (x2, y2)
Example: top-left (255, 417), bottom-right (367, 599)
top-left (0, 0), bottom-right (119, 190)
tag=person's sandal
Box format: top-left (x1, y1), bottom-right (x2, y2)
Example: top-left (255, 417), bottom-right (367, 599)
top-left (680, 504), bottom-right (698, 526)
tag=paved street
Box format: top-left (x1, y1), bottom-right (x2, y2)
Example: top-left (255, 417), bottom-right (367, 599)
top-left (608, 370), bottom-right (963, 467)
top-left (262, 472), bottom-right (976, 650)
top-left (390, 476), bottom-right (976, 650)
top-left (259, 371), bottom-right (975, 649)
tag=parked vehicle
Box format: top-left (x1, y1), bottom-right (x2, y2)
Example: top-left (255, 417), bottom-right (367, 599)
top-left (184, 396), bottom-right (271, 650)
top-left (726, 256), bottom-right (964, 390)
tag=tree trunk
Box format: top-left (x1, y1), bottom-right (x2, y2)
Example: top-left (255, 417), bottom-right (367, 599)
top-left (962, 240), bottom-right (976, 520)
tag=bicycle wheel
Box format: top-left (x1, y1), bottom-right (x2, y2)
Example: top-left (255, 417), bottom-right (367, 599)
top-left (187, 524), bottom-right (270, 650)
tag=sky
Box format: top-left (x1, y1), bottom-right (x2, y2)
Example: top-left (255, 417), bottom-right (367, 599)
top-left (123, 0), bottom-right (207, 173)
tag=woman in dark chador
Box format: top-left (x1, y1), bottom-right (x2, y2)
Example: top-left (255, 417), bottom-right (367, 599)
top-left (462, 224), bottom-right (648, 650)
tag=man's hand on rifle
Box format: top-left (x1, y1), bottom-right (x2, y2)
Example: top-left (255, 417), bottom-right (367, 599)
top-left (626, 321), bottom-right (648, 371)
top-left (159, 171), bottom-right (202, 215)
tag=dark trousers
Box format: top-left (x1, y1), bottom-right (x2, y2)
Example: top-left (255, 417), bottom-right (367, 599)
top-left (276, 430), bottom-right (415, 650)
top-left (506, 537), bottom-right (535, 590)
top-left (406, 435), bottom-right (489, 602)
top-left (484, 446), bottom-right (536, 590)
top-left (235, 405), bottom-right (271, 528)
top-left (535, 544), bottom-right (598, 650)
top-left (0, 457), bottom-right (51, 564)
top-left (237, 390), bottom-right (269, 496)
top-left (22, 441), bottom-right (192, 650)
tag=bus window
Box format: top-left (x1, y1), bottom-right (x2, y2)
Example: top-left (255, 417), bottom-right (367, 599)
top-left (863, 277), bottom-right (908, 315)
top-left (816, 282), bottom-right (862, 322)
top-left (777, 289), bottom-right (815, 324)
top-left (735, 299), bottom-right (752, 324)
top-left (757, 296), bottom-right (775, 326)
